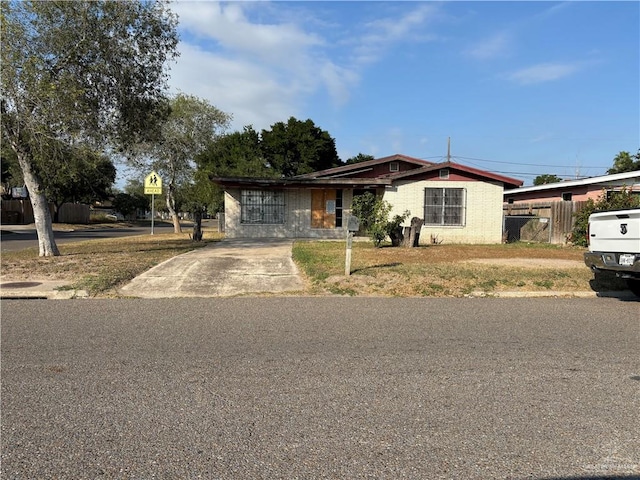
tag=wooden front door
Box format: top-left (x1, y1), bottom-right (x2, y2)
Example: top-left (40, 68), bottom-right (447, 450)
top-left (311, 189), bottom-right (336, 229)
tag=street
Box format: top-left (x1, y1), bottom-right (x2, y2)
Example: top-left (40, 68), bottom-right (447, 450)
top-left (0, 222), bottom-right (178, 252)
top-left (1, 297), bottom-right (639, 479)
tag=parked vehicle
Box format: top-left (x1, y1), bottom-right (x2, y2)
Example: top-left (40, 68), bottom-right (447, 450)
top-left (584, 208), bottom-right (640, 296)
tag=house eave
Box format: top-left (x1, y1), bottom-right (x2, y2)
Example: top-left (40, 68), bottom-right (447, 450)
top-left (504, 170), bottom-right (640, 194)
top-left (209, 175), bottom-right (391, 189)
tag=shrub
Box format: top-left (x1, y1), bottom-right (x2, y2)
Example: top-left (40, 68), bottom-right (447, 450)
top-left (572, 186), bottom-right (640, 246)
top-left (351, 192), bottom-right (410, 247)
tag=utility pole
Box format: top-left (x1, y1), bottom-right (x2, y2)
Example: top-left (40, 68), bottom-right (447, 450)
top-left (447, 137), bottom-right (451, 163)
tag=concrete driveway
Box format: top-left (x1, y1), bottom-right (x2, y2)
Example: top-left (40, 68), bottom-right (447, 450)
top-left (119, 239), bottom-right (305, 298)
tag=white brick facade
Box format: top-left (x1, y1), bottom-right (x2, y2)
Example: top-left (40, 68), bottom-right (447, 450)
top-left (383, 180), bottom-right (505, 244)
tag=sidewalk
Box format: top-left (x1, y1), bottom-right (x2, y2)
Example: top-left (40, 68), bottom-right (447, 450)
top-left (0, 280), bottom-right (89, 299)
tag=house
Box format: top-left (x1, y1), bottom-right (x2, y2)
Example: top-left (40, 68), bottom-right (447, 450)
top-left (211, 154), bottom-right (523, 244)
top-left (502, 170), bottom-right (640, 244)
top-left (503, 170), bottom-right (640, 204)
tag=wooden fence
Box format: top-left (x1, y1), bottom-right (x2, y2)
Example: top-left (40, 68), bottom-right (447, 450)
top-left (1, 199), bottom-right (90, 224)
top-left (503, 200), bottom-right (588, 244)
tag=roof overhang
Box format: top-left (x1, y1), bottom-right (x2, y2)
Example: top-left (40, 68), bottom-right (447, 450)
top-left (504, 170), bottom-right (640, 194)
top-left (209, 175), bottom-right (391, 189)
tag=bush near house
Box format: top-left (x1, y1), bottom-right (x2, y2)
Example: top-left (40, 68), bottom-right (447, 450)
top-left (572, 187), bottom-right (640, 246)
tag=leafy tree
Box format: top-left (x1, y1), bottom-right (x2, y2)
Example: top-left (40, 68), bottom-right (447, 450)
top-left (1, 144), bottom-right (21, 194)
top-left (195, 126), bottom-right (276, 213)
top-left (36, 143), bottom-right (116, 222)
top-left (607, 150), bottom-right (640, 174)
top-left (129, 93), bottom-right (231, 233)
top-left (533, 174), bottom-right (562, 185)
top-left (345, 153), bottom-right (375, 165)
top-left (351, 192), bottom-right (410, 247)
top-left (1, 1), bottom-right (178, 255)
top-left (571, 187), bottom-right (640, 246)
top-left (112, 192), bottom-right (147, 219)
top-left (261, 117), bottom-right (342, 177)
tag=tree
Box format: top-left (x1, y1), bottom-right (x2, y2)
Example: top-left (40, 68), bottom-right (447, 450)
top-left (1, 1), bottom-right (178, 255)
top-left (351, 191), bottom-right (410, 247)
top-left (31, 143), bottom-right (116, 222)
top-left (533, 174), bottom-right (562, 185)
top-left (195, 126), bottom-right (276, 213)
top-left (129, 93), bottom-right (231, 233)
top-left (607, 150), bottom-right (640, 174)
top-left (261, 117), bottom-right (342, 177)
top-left (345, 153), bottom-right (375, 165)
top-left (112, 192), bottom-right (148, 219)
top-left (571, 187), bottom-right (640, 246)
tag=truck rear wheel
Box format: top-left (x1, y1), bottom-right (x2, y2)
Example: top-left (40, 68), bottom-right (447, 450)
top-left (626, 279), bottom-right (640, 297)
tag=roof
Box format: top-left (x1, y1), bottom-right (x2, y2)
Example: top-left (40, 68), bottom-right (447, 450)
top-left (210, 154), bottom-right (524, 189)
top-left (388, 161), bottom-right (524, 189)
top-left (294, 153), bottom-right (432, 179)
top-left (504, 170), bottom-right (640, 194)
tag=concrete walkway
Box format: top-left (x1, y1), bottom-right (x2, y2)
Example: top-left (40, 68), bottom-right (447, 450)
top-left (118, 239), bottom-right (306, 298)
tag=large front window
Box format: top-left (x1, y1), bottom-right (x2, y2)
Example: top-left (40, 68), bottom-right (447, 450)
top-left (241, 190), bottom-right (285, 224)
top-left (424, 188), bottom-right (466, 226)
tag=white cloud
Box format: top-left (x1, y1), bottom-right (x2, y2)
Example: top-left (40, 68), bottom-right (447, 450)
top-left (169, 43), bottom-right (299, 131)
top-left (168, 1), bottom-right (359, 130)
top-left (353, 4), bottom-right (440, 66)
top-left (167, 2), bottom-right (439, 133)
top-left (465, 32), bottom-right (512, 61)
top-left (506, 62), bottom-right (583, 85)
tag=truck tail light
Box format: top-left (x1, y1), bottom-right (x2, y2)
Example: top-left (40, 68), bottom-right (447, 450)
top-left (586, 222), bottom-right (590, 247)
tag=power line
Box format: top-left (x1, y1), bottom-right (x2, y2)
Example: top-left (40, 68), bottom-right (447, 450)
top-left (453, 155), bottom-right (610, 169)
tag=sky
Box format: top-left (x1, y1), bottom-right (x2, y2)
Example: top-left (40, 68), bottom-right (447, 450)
top-left (162, 1), bottom-right (639, 186)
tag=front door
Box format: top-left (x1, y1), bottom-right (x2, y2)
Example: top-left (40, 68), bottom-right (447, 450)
top-left (311, 189), bottom-right (336, 229)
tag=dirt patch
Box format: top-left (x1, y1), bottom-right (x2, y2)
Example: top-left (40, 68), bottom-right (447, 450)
top-left (464, 258), bottom-right (586, 269)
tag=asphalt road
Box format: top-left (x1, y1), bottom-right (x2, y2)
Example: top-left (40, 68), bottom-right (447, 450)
top-left (2, 297), bottom-right (639, 479)
top-left (0, 222), bottom-right (177, 252)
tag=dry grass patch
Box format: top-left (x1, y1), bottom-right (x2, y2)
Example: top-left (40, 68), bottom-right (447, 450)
top-left (293, 241), bottom-right (612, 297)
top-left (1, 230), bottom-right (224, 296)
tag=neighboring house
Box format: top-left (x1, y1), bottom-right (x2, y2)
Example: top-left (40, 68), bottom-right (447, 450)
top-left (211, 154), bottom-right (523, 244)
top-left (502, 170), bottom-right (640, 244)
top-left (503, 170), bottom-right (640, 204)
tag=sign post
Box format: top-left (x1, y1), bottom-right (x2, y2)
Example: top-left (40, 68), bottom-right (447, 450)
top-left (345, 215), bottom-right (360, 276)
top-left (144, 171), bottom-right (163, 235)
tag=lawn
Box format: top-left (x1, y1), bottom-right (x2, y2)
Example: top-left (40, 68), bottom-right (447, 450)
top-left (292, 240), bottom-right (624, 297)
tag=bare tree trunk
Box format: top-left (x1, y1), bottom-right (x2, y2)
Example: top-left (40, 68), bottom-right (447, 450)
top-left (15, 151), bottom-right (60, 256)
top-left (165, 184), bottom-right (182, 233)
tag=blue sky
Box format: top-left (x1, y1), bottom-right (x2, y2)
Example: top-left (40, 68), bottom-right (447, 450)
top-left (167, 1), bottom-right (639, 185)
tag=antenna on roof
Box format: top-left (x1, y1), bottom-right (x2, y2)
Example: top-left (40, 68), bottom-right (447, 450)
top-left (447, 137), bottom-right (451, 163)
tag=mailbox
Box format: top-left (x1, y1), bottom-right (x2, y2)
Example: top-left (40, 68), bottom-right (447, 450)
top-left (347, 215), bottom-right (360, 232)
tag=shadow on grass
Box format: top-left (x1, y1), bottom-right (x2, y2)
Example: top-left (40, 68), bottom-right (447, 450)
top-left (352, 262), bottom-right (402, 274)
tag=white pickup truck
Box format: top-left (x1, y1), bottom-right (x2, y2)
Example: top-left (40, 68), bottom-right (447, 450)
top-left (584, 207), bottom-right (640, 296)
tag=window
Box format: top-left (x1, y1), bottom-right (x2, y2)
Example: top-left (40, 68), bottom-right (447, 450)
top-left (389, 161), bottom-right (399, 172)
top-left (241, 190), bottom-right (285, 224)
top-left (335, 189), bottom-right (343, 227)
top-left (562, 192), bottom-right (573, 201)
top-left (424, 188), bottom-right (466, 226)
top-left (439, 169), bottom-right (450, 179)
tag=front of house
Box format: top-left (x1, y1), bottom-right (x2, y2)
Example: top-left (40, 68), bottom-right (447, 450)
top-left (212, 154), bottom-right (523, 245)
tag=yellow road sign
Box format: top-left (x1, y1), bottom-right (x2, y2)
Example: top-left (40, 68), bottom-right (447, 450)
top-left (144, 171), bottom-right (162, 195)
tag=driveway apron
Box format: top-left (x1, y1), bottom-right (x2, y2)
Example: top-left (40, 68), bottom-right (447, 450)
top-left (118, 239), bottom-right (305, 298)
